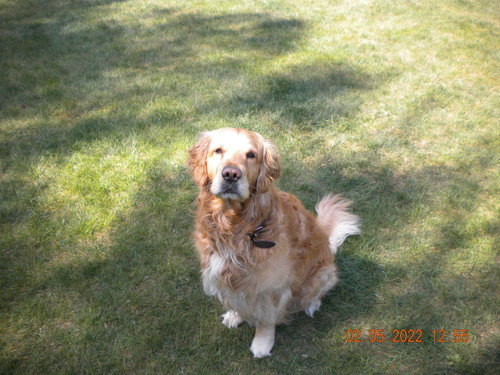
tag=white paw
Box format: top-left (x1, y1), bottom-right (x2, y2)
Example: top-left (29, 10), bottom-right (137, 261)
top-left (221, 310), bottom-right (244, 329)
top-left (250, 326), bottom-right (275, 358)
top-left (305, 300), bottom-right (321, 317)
top-left (250, 337), bottom-right (274, 358)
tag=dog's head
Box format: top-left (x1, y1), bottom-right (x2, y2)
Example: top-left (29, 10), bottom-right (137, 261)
top-left (188, 128), bottom-right (281, 201)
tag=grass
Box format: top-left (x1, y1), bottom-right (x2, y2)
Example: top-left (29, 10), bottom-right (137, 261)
top-left (0, 0), bottom-right (498, 373)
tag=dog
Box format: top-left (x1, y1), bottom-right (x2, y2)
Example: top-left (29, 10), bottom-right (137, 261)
top-left (188, 128), bottom-right (360, 358)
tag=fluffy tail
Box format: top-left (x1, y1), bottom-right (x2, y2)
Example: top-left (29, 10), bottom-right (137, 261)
top-left (315, 194), bottom-right (361, 254)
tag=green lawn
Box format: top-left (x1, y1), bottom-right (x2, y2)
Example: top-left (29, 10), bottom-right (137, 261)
top-left (1, 0), bottom-right (498, 374)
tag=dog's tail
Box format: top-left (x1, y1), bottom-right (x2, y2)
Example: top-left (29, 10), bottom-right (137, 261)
top-left (315, 194), bottom-right (361, 254)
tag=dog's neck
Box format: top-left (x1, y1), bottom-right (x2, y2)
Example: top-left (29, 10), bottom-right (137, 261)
top-left (198, 186), bottom-right (277, 234)
top-left (196, 187), bottom-right (281, 260)
top-left (219, 197), bottom-right (246, 213)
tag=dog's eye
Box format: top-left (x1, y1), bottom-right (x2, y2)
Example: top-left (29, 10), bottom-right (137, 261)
top-left (246, 151), bottom-right (256, 159)
top-left (214, 148), bottom-right (223, 155)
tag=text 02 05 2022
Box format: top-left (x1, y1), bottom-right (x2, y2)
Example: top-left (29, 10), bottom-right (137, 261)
top-left (345, 329), bottom-right (469, 343)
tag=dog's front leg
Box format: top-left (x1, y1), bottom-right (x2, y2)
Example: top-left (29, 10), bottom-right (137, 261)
top-left (250, 324), bottom-right (276, 358)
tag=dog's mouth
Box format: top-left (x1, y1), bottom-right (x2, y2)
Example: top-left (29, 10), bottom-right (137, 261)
top-left (211, 179), bottom-right (249, 201)
top-left (217, 182), bottom-right (241, 198)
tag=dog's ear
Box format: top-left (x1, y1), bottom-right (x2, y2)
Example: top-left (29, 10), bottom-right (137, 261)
top-left (256, 139), bottom-right (281, 194)
top-left (188, 132), bottom-right (211, 187)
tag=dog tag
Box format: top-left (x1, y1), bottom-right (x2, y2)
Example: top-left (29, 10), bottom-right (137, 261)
top-left (248, 225), bottom-right (276, 248)
top-left (252, 239), bottom-right (277, 248)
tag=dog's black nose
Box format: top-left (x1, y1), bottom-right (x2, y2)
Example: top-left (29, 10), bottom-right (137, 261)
top-left (222, 166), bottom-right (242, 182)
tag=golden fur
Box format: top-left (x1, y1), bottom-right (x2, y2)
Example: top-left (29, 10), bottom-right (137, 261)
top-left (188, 128), bottom-right (360, 357)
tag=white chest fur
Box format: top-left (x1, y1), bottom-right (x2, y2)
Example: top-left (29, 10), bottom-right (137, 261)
top-left (202, 252), bottom-right (225, 297)
top-left (201, 250), bottom-right (293, 326)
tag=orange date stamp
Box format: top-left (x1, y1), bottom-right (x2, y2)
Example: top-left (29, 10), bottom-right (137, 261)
top-left (345, 329), bottom-right (469, 343)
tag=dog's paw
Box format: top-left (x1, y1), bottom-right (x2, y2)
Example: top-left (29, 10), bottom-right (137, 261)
top-left (250, 325), bottom-right (275, 358)
top-left (250, 336), bottom-right (273, 358)
top-left (305, 300), bottom-right (321, 317)
top-left (221, 310), bottom-right (244, 329)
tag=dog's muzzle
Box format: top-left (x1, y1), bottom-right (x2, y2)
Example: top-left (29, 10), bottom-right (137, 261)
top-left (212, 166), bottom-right (247, 199)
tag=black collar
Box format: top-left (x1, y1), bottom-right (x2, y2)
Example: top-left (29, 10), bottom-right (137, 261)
top-left (248, 224), bottom-right (276, 249)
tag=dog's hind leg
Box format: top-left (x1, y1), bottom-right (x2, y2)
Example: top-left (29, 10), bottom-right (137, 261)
top-left (301, 264), bottom-right (339, 317)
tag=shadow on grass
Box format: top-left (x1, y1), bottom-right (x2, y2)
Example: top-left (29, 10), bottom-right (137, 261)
top-left (1, 166), bottom-right (204, 373)
top-left (0, 4), bottom-right (306, 158)
top-left (223, 62), bottom-right (386, 129)
top-left (286, 158), bottom-right (499, 373)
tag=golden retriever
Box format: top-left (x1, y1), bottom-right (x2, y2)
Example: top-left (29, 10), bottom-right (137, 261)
top-left (188, 128), bottom-right (360, 357)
